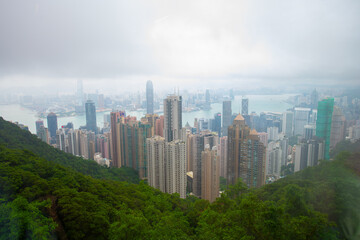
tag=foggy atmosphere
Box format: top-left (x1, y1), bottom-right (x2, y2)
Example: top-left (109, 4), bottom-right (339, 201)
top-left (0, 1), bottom-right (359, 239)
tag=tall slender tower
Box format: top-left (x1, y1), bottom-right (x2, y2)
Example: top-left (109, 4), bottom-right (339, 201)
top-left (147, 136), bottom-right (166, 192)
top-left (316, 98), bottom-right (334, 160)
top-left (164, 95), bottom-right (182, 142)
top-left (330, 106), bottom-right (346, 148)
top-left (201, 145), bottom-right (220, 202)
top-left (85, 100), bottom-right (97, 133)
top-left (47, 112), bottom-right (58, 144)
top-left (110, 111), bottom-right (125, 167)
top-left (146, 80), bottom-right (154, 114)
top-left (35, 119), bottom-right (44, 136)
top-left (227, 114), bottom-right (266, 188)
top-left (222, 100), bottom-right (232, 136)
top-left (189, 131), bottom-right (218, 198)
top-left (241, 98), bottom-right (249, 116)
top-left (165, 140), bottom-right (187, 198)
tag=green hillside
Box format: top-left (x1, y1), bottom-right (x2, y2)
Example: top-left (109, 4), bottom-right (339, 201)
top-left (0, 117), bottom-right (139, 184)
top-left (0, 118), bottom-right (359, 239)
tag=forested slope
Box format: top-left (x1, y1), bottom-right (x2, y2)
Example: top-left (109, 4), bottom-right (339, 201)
top-left (0, 117), bottom-right (139, 183)
top-left (1, 118), bottom-right (359, 239)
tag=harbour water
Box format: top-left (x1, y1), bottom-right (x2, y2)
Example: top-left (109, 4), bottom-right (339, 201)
top-left (0, 94), bottom-right (295, 134)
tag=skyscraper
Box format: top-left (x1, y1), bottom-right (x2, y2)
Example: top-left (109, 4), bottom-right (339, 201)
top-left (311, 89), bottom-right (319, 109)
top-left (165, 140), bottom-right (187, 198)
top-left (189, 131), bottom-right (218, 198)
top-left (219, 136), bottom-right (228, 178)
top-left (212, 112), bottom-right (221, 136)
top-left (330, 106), bottom-right (346, 148)
top-left (35, 119), bottom-right (44, 136)
top-left (146, 80), bottom-right (154, 114)
top-left (282, 111), bottom-right (294, 137)
top-left (110, 111), bottom-right (126, 167)
top-left (222, 100), bottom-right (232, 136)
top-left (147, 136), bottom-right (166, 192)
top-left (241, 98), bottom-right (249, 116)
top-left (316, 98), bottom-right (334, 160)
top-left (164, 95), bottom-right (182, 142)
top-left (47, 112), bottom-right (58, 144)
top-left (85, 100), bottom-right (97, 133)
top-left (201, 145), bottom-right (220, 202)
top-left (294, 108), bottom-right (311, 136)
top-left (227, 114), bottom-right (266, 188)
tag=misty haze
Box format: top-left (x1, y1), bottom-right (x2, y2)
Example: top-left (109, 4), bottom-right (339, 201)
top-left (0, 1), bottom-right (359, 240)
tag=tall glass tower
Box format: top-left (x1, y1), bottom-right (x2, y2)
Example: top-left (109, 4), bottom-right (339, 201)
top-left (47, 112), bottom-right (58, 144)
top-left (85, 100), bottom-right (97, 133)
top-left (316, 98), bottom-right (334, 160)
top-left (146, 80), bottom-right (154, 114)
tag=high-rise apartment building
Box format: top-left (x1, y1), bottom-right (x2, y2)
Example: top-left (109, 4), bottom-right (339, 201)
top-left (201, 145), bottom-right (220, 202)
top-left (330, 106), bottom-right (346, 148)
top-left (222, 100), bottom-right (232, 136)
top-left (218, 136), bottom-right (228, 178)
top-left (316, 98), bottom-right (334, 160)
top-left (242, 98), bottom-right (249, 116)
top-left (165, 140), bottom-right (187, 198)
top-left (294, 108), bottom-right (311, 136)
top-left (47, 112), bottom-right (58, 144)
top-left (85, 100), bottom-right (97, 133)
top-left (227, 114), bottom-right (266, 188)
top-left (110, 111), bottom-right (126, 167)
top-left (164, 95), bottom-right (182, 142)
top-left (35, 119), bottom-right (44, 136)
top-left (282, 111), bottom-right (294, 137)
top-left (189, 131), bottom-right (218, 198)
top-left (147, 136), bottom-right (166, 192)
top-left (146, 80), bottom-right (154, 114)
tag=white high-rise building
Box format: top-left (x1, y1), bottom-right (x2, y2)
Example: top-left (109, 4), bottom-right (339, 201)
top-left (147, 136), bottom-right (166, 192)
top-left (164, 95), bottom-right (182, 142)
top-left (294, 108), bottom-right (311, 136)
top-left (165, 140), bottom-right (187, 198)
top-left (282, 111), bottom-right (294, 137)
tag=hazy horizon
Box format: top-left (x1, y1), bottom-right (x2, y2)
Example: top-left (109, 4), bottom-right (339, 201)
top-left (1, 0), bottom-right (359, 95)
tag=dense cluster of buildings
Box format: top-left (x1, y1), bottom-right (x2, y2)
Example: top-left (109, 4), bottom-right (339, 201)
top-left (32, 84), bottom-right (358, 202)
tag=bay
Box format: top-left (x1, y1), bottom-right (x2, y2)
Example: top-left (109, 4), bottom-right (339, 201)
top-left (0, 94), bottom-right (294, 134)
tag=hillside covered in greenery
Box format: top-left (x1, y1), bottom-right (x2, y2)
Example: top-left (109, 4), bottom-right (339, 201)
top-left (0, 117), bottom-right (139, 184)
top-left (0, 118), bottom-right (359, 239)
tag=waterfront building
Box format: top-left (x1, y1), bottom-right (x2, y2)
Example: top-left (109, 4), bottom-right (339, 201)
top-left (227, 114), bottom-right (266, 188)
top-left (47, 112), bottom-right (58, 144)
top-left (201, 145), bottom-right (220, 202)
top-left (85, 100), bottom-right (97, 133)
top-left (222, 100), bottom-right (232, 136)
top-left (316, 98), bottom-right (334, 160)
top-left (164, 95), bottom-right (182, 142)
top-left (146, 80), bottom-right (154, 114)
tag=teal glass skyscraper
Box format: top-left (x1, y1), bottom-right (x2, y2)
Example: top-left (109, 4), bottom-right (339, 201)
top-left (316, 98), bottom-right (334, 160)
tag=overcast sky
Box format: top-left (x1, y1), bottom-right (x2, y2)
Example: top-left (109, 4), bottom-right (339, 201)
top-left (0, 0), bottom-right (359, 94)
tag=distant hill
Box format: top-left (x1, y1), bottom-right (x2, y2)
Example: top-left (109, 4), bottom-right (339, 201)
top-left (1, 117), bottom-right (359, 239)
top-left (0, 117), bottom-right (139, 184)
